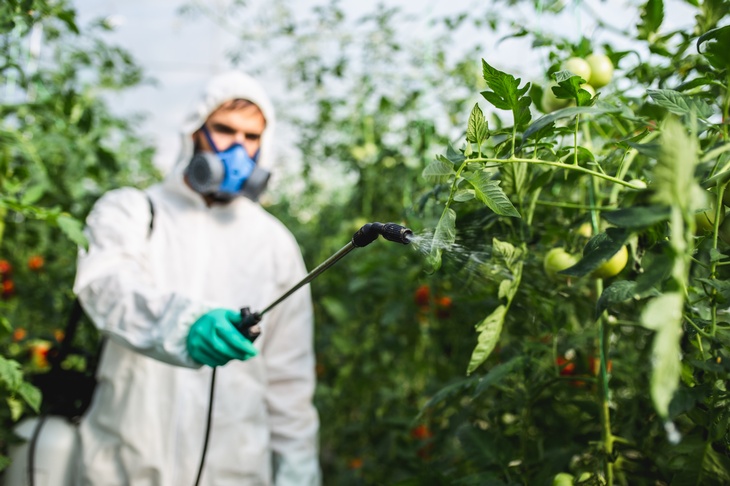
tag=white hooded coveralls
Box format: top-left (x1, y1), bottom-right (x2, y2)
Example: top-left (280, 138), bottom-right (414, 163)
top-left (73, 72), bottom-right (320, 486)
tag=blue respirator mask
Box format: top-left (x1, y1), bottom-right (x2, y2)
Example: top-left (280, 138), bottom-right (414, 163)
top-left (184, 125), bottom-right (271, 202)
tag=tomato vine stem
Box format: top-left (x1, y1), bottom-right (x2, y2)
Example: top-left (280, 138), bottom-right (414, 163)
top-left (473, 156), bottom-right (643, 188)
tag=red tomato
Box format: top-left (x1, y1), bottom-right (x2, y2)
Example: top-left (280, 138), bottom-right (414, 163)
top-left (54, 329), bottom-right (65, 342)
top-left (13, 328), bottom-right (26, 342)
top-left (556, 356), bottom-right (576, 376)
top-left (435, 296), bottom-right (452, 318)
top-left (0, 259), bottom-right (11, 275)
top-left (28, 255), bottom-right (45, 271)
top-left (414, 285), bottom-right (430, 307)
top-left (2, 280), bottom-right (15, 298)
top-left (411, 424), bottom-right (433, 440)
top-left (30, 341), bottom-right (51, 368)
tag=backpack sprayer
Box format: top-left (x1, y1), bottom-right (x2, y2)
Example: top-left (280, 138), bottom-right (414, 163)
top-left (193, 221), bottom-right (413, 486)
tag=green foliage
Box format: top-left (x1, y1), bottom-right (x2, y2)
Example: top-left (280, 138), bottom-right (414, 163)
top-left (409, 0), bottom-right (730, 483)
top-left (190, 0), bottom-right (730, 481)
top-left (481, 59), bottom-right (532, 129)
top-left (0, 0), bottom-right (159, 469)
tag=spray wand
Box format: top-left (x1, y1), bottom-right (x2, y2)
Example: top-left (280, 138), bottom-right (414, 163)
top-left (235, 222), bottom-right (413, 341)
top-left (193, 222), bottom-right (413, 486)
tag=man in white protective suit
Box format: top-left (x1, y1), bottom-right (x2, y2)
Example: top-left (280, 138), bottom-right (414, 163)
top-left (73, 71), bottom-right (321, 486)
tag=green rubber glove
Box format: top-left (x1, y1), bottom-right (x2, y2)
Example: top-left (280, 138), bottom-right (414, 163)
top-left (186, 308), bottom-right (258, 367)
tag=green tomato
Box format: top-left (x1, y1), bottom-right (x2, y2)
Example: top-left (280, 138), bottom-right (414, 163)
top-left (586, 53), bottom-right (614, 88)
top-left (695, 192), bottom-right (726, 233)
top-left (552, 472), bottom-right (575, 486)
top-left (696, 206), bottom-right (725, 233)
top-left (564, 57), bottom-right (591, 82)
top-left (576, 222), bottom-right (593, 238)
top-left (544, 247), bottom-right (579, 278)
top-left (591, 246), bottom-right (628, 279)
top-left (628, 179), bottom-right (647, 189)
top-left (542, 83), bottom-right (570, 113)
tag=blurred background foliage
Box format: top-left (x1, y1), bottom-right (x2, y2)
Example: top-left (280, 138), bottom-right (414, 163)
top-left (0, 0), bottom-right (159, 468)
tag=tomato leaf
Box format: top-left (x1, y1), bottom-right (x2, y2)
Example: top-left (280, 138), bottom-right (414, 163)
top-left (697, 25), bottom-right (730, 71)
top-left (419, 376), bottom-right (479, 415)
top-left (700, 143), bottom-right (730, 164)
top-left (671, 438), bottom-right (730, 485)
top-left (17, 381), bottom-right (41, 413)
top-left (626, 141), bottom-right (663, 159)
top-left (480, 59), bottom-right (532, 129)
top-left (596, 281), bottom-right (637, 318)
top-left (641, 292), bottom-right (684, 418)
top-left (467, 239), bottom-right (523, 375)
top-left (596, 280), bottom-right (659, 319)
top-left (56, 214), bottom-right (89, 249)
top-left (427, 207), bottom-right (456, 271)
top-left (464, 172), bottom-right (521, 218)
top-left (637, 0), bottom-right (664, 40)
top-left (552, 72), bottom-right (594, 107)
top-left (492, 238), bottom-right (523, 274)
top-left (453, 189), bottom-right (475, 202)
top-left (602, 205), bottom-right (670, 228)
top-left (560, 228), bottom-right (631, 277)
top-left (20, 183), bottom-right (47, 206)
top-left (651, 116), bottom-right (699, 209)
top-left (472, 356), bottom-right (524, 398)
top-left (466, 103), bottom-right (489, 146)
top-left (709, 249), bottom-right (727, 262)
top-left (696, 278), bottom-right (730, 304)
top-left (468, 305), bottom-right (506, 375)
top-left (445, 144), bottom-right (466, 165)
top-left (6, 397), bottom-right (23, 422)
top-left (648, 89), bottom-right (714, 121)
top-left (422, 156), bottom-right (456, 182)
top-left (0, 356), bottom-right (22, 391)
top-left (635, 253), bottom-right (673, 294)
top-left (676, 76), bottom-right (716, 92)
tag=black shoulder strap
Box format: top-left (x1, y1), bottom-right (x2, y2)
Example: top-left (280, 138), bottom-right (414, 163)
top-left (56, 194), bottom-right (156, 362)
top-left (146, 194), bottom-right (155, 236)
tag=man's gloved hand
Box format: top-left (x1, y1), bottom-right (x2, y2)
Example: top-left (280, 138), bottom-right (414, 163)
top-left (187, 308), bottom-right (258, 367)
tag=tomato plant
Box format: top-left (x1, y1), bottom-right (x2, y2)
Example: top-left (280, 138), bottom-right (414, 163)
top-left (194, 0), bottom-right (730, 483)
top-left (0, 0), bottom-right (159, 470)
top-left (414, 0), bottom-right (730, 481)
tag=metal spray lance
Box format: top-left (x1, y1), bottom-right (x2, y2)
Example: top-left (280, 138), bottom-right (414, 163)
top-left (235, 222), bottom-right (413, 341)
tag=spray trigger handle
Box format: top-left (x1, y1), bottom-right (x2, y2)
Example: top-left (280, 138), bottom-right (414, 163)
top-left (237, 307), bottom-right (262, 343)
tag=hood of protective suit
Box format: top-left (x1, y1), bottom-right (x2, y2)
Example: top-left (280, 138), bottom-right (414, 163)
top-left (167, 71), bottom-right (277, 195)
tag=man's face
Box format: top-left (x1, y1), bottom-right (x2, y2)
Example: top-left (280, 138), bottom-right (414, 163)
top-left (196, 103), bottom-right (266, 158)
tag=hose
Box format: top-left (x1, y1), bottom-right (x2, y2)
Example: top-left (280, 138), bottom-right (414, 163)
top-left (193, 369), bottom-right (216, 486)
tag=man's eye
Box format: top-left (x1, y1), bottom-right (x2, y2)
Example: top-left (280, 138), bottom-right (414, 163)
top-left (245, 133), bottom-right (261, 141)
top-left (212, 125), bottom-right (236, 135)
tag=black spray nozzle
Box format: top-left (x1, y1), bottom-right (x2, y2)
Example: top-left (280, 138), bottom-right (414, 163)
top-left (352, 222), bottom-right (413, 247)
